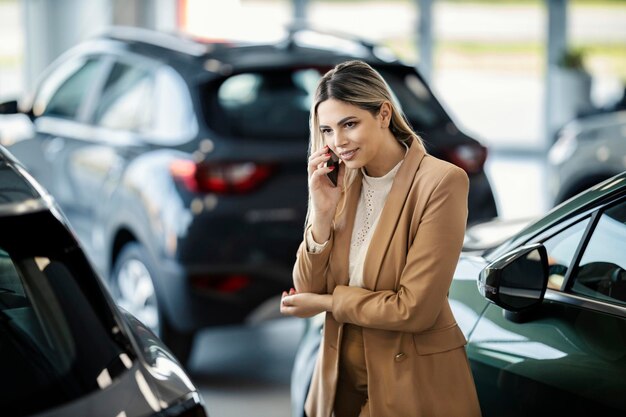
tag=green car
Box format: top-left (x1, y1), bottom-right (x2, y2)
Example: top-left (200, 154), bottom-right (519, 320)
top-left (291, 172), bottom-right (626, 417)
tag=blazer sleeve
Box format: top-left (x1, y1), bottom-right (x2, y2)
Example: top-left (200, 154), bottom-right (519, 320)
top-left (292, 226), bottom-right (335, 294)
top-left (331, 166), bottom-right (469, 333)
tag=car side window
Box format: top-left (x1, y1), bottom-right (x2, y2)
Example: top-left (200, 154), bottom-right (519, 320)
top-left (542, 218), bottom-right (590, 290)
top-left (569, 200), bottom-right (626, 306)
top-left (0, 243), bottom-right (131, 415)
top-left (34, 57), bottom-right (104, 120)
top-left (0, 252), bottom-right (74, 373)
top-left (93, 62), bottom-right (154, 133)
top-left (149, 65), bottom-right (197, 144)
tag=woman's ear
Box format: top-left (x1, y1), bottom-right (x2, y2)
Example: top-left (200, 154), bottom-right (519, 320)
top-left (379, 101), bottom-right (392, 129)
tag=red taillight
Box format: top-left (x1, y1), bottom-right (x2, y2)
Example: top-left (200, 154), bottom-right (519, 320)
top-left (190, 274), bottom-right (251, 294)
top-left (170, 160), bottom-right (275, 194)
top-left (444, 144), bottom-right (487, 175)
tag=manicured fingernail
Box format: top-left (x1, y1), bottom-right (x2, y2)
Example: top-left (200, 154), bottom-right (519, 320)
top-left (328, 165), bottom-right (335, 171)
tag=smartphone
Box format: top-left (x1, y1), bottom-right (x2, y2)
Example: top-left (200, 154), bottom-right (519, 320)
top-left (326, 150), bottom-right (340, 187)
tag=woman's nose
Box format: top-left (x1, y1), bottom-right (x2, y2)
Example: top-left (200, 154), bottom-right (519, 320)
top-left (333, 132), bottom-right (348, 148)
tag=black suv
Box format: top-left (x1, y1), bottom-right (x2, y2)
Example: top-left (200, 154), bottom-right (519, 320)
top-left (0, 26), bottom-right (497, 362)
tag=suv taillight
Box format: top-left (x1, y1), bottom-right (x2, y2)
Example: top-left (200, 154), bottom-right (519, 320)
top-left (444, 144), bottom-right (487, 175)
top-left (170, 160), bottom-right (275, 194)
top-left (190, 274), bottom-right (251, 294)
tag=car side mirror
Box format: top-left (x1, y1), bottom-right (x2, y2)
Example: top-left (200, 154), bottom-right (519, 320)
top-left (478, 243), bottom-right (549, 312)
top-left (0, 100), bottom-right (19, 115)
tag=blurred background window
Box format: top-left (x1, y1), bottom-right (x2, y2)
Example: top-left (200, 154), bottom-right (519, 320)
top-left (151, 65), bottom-right (198, 144)
top-left (94, 62), bottom-right (153, 133)
top-left (35, 57), bottom-right (103, 120)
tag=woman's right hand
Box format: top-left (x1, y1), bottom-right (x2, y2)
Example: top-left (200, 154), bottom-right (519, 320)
top-left (308, 145), bottom-right (344, 218)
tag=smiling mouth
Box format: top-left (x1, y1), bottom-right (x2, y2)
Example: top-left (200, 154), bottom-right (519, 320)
top-left (340, 149), bottom-right (359, 161)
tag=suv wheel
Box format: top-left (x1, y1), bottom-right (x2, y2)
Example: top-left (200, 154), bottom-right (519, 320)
top-left (111, 242), bottom-right (194, 365)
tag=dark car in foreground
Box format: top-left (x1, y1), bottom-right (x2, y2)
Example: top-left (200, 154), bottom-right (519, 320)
top-left (0, 147), bottom-right (206, 417)
top-left (292, 173), bottom-right (626, 417)
top-left (0, 26), bottom-right (497, 361)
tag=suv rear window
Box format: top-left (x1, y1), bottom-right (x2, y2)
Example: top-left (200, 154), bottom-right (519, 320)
top-left (204, 68), bottom-right (319, 140)
top-left (202, 65), bottom-right (447, 141)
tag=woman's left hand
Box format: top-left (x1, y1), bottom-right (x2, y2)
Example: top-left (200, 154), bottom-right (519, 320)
top-left (280, 289), bottom-right (332, 318)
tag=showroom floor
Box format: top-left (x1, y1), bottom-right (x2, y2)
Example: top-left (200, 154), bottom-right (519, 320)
top-left (190, 317), bottom-right (303, 417)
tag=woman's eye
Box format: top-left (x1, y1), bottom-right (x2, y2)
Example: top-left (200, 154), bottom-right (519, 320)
top-left (345, 121), bottom-right (356, 128)
top-left (321, 128), bottom-right (332, 135)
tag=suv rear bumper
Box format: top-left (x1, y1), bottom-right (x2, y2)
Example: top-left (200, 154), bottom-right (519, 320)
top-left (154, 257), bottom-right (291, 333)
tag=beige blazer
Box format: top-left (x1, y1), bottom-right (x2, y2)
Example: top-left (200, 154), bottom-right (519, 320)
top-left (293, 138), bottom-right (482, 417)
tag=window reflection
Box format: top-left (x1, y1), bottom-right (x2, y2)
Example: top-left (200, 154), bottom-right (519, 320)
top-left (542, 218), bottom-right (590, 290)
top-left (37, 58), bottom-right (103, 119)
top-left (0, 239), bottom-right (132, 416)
top-left (151, 66), bottom-right (197, 143)
top-left (95, 63), bottom-right (153, 132)
top-left (571, 201), bottom-right (626, 305)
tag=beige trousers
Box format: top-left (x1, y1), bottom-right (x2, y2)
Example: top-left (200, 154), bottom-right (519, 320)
top-left (333, 324), bottom-right (370, 417)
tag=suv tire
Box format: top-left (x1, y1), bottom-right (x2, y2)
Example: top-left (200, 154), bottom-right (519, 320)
top-left (111, 242), bottom-right (194, 365)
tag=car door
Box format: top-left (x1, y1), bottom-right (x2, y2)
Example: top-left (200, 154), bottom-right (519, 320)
top-left (468, 199), bottom-right (626, 416)
top-left (7, 55), bottom-right (109, 200)
top-left (62, 57), bottom-right (156, 260)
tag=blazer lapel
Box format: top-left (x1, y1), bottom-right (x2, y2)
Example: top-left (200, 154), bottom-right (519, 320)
top-left (362, 139), bottom-right (427, 290)
top-left (332, 170), bottom-right (362, 286)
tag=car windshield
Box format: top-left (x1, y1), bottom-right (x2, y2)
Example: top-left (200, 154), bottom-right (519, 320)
top-left (0, 210), bottom-right (134, 417)
top-left (201, 64), bottom-right (448, 140)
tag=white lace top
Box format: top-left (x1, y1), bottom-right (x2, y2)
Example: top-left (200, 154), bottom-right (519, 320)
top-left (346, 160), bottom-right (403, 287)
top-left (306, 144), bottom-right (408, 288)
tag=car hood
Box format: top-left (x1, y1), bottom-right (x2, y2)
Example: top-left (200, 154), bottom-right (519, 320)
top-left (454, 254), bottom-right (489, 280)
top-left (463, 216), bottom-right (536, 254)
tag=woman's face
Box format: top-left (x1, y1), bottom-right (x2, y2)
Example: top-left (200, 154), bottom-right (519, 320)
top-left (317, 98), bottom-right (388, 171)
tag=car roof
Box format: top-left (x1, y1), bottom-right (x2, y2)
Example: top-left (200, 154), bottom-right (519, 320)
top-left (565, 110), bottom-right (626, 133)
top-left (0, 146), bottom-right (51, 216)
top-left (487, 171), bottom-right (626, 260)
top-left (94, 25), bottom-right (403, 71)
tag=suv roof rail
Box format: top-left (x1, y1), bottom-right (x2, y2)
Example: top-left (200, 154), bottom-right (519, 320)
top-left (283, 23), bottom-right (373, 51)
top-left (99, 26), bottom-right (212, 57)
top-left (280, 22), bottom-right (397, 62)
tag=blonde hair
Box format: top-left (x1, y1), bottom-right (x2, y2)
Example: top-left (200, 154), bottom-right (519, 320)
top-left (305, 60), bottom-right (423, 229)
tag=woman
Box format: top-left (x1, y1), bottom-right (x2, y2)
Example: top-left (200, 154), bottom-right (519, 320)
top-left (280, 60), bottom-right (481, 417)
